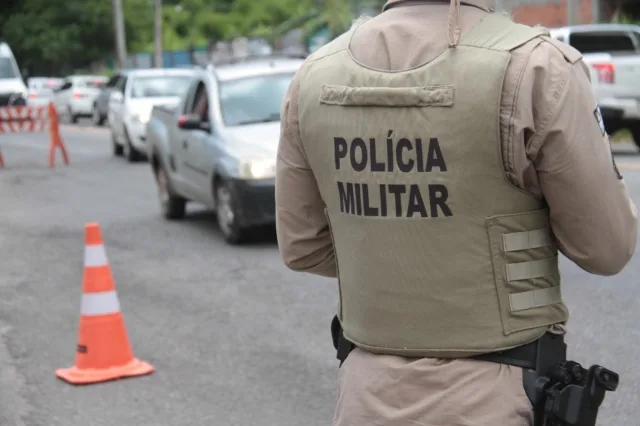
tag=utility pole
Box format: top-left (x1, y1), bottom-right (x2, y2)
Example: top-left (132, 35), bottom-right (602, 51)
top-left (591, 0), bottom-right (601, 23)
top-left (112, 0), bottom-right (127, 69)
top-left (567, 0), bottom-right (578, 25)
top-left (154, 0), bottom-right (163, 68)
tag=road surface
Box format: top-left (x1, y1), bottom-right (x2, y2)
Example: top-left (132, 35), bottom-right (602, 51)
top-left (1, 122), bottom-right (639, 425)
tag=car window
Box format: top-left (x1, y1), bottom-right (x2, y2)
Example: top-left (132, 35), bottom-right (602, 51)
top-left (59, 81), bottom-right (72, 91)
top-left (189, 81), bottom-right (209, 122)
top-left (28, 78), bottom-right (45, 90)
top-left (218, 72), bottom-right (295, 127)
top-left (130, 75), bottom-right (192, 98)
top-left (569, 32), bottom-right (636, 53)
top-left (115, 76), bottom-right (127, 93)
top-left (77, 77), bottom-right (107, 89)
top-left (106, 75), bottom-right (120, 88)
top-left (0, 57), bottom-right (18, 79)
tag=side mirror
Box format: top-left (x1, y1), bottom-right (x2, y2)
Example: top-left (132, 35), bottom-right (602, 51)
top-left (21, 68), bottom-right (29, 79)
top-left (177, 114), bottom-right (210, 131)
top-left (110, 92), bottom-right (123, 103)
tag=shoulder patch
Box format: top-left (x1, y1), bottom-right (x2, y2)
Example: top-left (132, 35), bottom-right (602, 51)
top-left (541, 36), bottom-right (583, 64)
top-left (607, 134), bottom-right (623, 180)
top-left (594, 105), bottom-right (606, 136)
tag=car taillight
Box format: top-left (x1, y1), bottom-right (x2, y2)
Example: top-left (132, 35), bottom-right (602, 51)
top-left (28, 92), bottom-right (37, 99)
top-left (592, 62), bottom-right (615, 84)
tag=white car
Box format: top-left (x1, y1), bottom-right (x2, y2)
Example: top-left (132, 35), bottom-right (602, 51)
top-left (52, 75), bottom-right (108, 123)
top-left (108, 68), bottom-right (195, 162)
top-left (26, 77), bottom-right (63, 107)
top-left (0, 42), bottom-right (28, 106)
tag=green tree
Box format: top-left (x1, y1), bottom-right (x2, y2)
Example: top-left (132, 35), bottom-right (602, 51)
top-left (0, 0), bottom-right (114, 75)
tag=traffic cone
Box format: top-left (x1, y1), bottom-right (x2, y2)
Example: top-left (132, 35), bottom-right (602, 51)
top-left (56, 222), bottom-right (154, 385)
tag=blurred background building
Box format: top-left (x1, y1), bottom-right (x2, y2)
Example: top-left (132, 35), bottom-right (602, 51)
top-left (495, 0), bottom-right (640, 27)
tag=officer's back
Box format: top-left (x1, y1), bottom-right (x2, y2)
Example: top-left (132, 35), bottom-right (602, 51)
top-left (275, 1), bottom-right (638, 425)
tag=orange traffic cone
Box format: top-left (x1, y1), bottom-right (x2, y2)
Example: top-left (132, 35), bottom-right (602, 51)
top-left (56, 222), bottom-right (154, 385)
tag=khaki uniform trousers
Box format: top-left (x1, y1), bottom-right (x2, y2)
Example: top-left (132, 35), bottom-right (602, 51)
top-left (332, 347), bottom-right (533, 426)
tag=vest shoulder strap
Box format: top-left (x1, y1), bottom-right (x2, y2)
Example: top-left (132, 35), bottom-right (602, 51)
top-left (459, 12), bottom-right (549, 51)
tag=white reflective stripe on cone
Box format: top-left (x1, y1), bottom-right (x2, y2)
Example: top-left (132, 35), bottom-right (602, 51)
top-left (84, 244), bottom-right (108, 267)
top-left (81, 291), bottom-right (121, 316)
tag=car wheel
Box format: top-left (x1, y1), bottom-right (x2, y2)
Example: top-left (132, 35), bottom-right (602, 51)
top-left (123, 128), bottom-right (141, 163)
top-left (112, 132), bottom-right (123, 156)
top-left (215, 181), bottom-right (248, 244)
top-left (630, 123), bottom-right (640, 150)
top-left (92, 105), bottom-right (104, 126)
top-left (68, 106), bottom-right (78, 124)
top-left (156, 164), bottom-right (186, 220)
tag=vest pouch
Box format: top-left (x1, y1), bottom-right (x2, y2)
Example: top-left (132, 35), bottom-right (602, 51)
top-left (486, 209), bottom-right (568, 336)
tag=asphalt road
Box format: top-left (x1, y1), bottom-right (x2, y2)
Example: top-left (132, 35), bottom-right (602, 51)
top-left (1, 121), bottom-right (639, 426)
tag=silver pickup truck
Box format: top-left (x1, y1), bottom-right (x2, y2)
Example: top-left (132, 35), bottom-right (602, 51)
top-left (550, 24), bottom-right (640, 146)
top-left (145, 56), bottom-right (304, 244)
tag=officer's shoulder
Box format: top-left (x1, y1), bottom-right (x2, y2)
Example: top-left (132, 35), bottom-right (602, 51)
top-left (306, 31), bottom-right (354, 63)
top-left (537, 35), bottom-right (583, 65)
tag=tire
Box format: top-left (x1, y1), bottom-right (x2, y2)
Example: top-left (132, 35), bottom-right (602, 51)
top-left (92, 104), bottom-right (105, 126)
top-left (112, 132), bottom-right (123, 156)
top-left (123, 128), bottom-right (142, 163)
top-left (215, 180), bottom-right (249, 244)
top-left (68, 106), bottom-right (78, 124)
top-left (156, 164), bottom-right (186, 220)
top-left (630, 123), bottom-right (640, 150)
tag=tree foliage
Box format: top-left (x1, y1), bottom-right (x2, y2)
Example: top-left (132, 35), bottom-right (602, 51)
top-left (0, 0), bottom-right (387, 76)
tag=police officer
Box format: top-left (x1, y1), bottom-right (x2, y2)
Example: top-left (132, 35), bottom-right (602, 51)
top-left (275, 1), bottom-right (638, 425)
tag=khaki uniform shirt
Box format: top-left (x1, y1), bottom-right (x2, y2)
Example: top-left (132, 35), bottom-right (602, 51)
top-left (275, 1), bottom-right (638, 424)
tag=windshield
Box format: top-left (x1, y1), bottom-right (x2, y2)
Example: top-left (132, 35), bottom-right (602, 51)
top-left (569, 33), bottom-right (637, 53)
top-left (0, 57), bottom-right (18, 79)
top-left (219, 72), bottom-right (295, 127)
top-left (130, 76), bottom-right (192, 98)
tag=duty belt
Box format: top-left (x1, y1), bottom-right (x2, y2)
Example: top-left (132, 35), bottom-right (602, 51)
top-left (330, 315), bottom-right (619, 426)
top-left (330, 314), bottom-right (557, 370)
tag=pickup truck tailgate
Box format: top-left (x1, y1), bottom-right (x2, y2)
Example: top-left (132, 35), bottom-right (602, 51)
top-left (611, 56), bottom-right (640, 93)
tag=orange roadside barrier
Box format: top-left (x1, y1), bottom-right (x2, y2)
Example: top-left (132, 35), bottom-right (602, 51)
top-left (0, 101), bottom-right (69, 168)
top-left (56, 222), bottom-right (154, 385)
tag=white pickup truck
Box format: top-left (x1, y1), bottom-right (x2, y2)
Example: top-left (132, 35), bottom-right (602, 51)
top-left (549, 24), bottom-right (640, 147)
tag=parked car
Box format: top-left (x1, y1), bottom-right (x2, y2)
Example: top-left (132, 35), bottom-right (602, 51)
top-left (26, 77), bottom-right (63, 107)
top-left (549, 24), bottom-right (640, 146)
top-left (146, 55), bottom-right (304, 244)
top-left (52, 75), bottom-right (108, 123)
top-left (108, 68), bottom-right (196, 162)
top-left (0, 42), bottom-right (28, 106)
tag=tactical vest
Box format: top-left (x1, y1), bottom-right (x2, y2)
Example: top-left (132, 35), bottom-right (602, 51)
top-left (297, 13), bottom-right (569, 358)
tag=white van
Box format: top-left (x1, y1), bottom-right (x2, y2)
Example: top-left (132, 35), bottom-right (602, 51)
top-left (0, 42), bottom-right (28, 106)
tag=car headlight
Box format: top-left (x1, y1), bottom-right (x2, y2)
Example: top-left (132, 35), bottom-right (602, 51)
top-left (239, 158), bottom-right (276, 179)
top-left (132, 108), bottom-right (152, 124)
